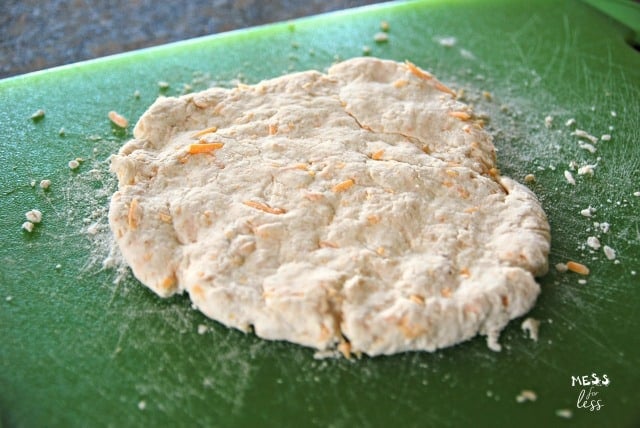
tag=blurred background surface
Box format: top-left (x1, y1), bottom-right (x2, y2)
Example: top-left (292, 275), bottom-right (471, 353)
top-left (0, 0), bottom-right (388, 79)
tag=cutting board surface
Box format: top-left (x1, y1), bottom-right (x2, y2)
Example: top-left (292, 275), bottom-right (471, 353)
top-left (1, 0), bottom-right (639, 426)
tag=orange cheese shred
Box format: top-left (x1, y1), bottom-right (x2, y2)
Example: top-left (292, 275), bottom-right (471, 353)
top-left (566, 261), bottom-right (590, 275)
top-left (243, 200), bottom-right (286, 215)
top-left (192, 126), bottom-right (218, 138)
top-left (409, 294), bottom-right (425, 305)
top-left (371, 150), bottom-right (384, 160)
top-left (393, 79), bottom-right (409, 88)
top-left (332, 179), bottom-right (355, 193)
top-left (448, 111), bottom-right (472, 121)
top-left (405, 60), bottom-right (432, 80)
top-left (108, 110), bottom-right (129, 128)
top-left (160, 275), bottom-right (177, 293)
top-left (187, 142), bottom-right (224, 154)
top-left (405, 61), bottom-right (455, 96)
top-left (319, 240), bottom-right (339, 249)
top-left (338, 340), bottom-right (352, 359)
top-left (128, 198), bottom-right (139, 230)
top-left (158, 212), bottom-right (173, 223)
top-left (434, 81), bottom-right (457, 97)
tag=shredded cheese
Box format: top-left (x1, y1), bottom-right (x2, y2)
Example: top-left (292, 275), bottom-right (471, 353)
top-left (158, 212), bottom-right (172, 223)
top-left (371, 150), bottom-right (384, 160)
top-left (409, 294), bottom-right (425, 305)
top-left (332, 179), bottom-right (355, 193)
top-left (405, 60), bottom-right (432, 80)
top-left (566, 261), bottom-right (590, 275)
top-left (434, 81), bottom-right (456, 96)
top-left (393, 79), bottom-right (409, 88)
top-left (448, 111), bottom-right (471, 121)
top-left (108, 110), bottom-right (129, 128)
top-left (243, 200), bottom-right (286, 215)
top-left (319, 241), bottom-right (339, 249)
top-left (128, 199), bottom-right (140, 230)
top-left (192, 126), bottom-right (218, 138)
top-left (187, 142), bottom-right (224, 154)
top-left (338, 340), bottom-right (352, 359)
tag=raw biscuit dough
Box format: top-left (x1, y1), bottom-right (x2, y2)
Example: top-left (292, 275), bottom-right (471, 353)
top-left (109, 57), bottom-right (550, 356)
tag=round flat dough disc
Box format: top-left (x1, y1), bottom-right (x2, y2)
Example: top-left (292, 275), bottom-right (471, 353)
top-left (109, 57), bottom-right (550, 356)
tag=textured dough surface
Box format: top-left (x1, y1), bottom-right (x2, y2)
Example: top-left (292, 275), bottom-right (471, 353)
top-left (109, 57), bottom-right (550, 356)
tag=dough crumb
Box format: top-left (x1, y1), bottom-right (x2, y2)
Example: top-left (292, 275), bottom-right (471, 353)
top-left (373, 32), bottom-right (388, 43)
top-left (22, 221), bottom-right (34, 232)
top-left (25, 209), bottom-right (42, 224)
top-left (86, 222), bottom-right (101, 236)
top-left (564, 170), bottom-right (576, 185)
top-left (197, 324), bottom-right (208, 335)
top-left (39, 179), bottom-right (51, 189)
top-left (580, 207), bottom-right (593, 217)
top-left (137, 400), bottom-right (146, 410)
top-left (486, 331), bottom-right (502, 352)
top-left (516, 390), bottom-right (537, 403)
top-left (313, 349), bottom-right (340, 360)
top-left (586, 236), bottom-right (601, 250)
top-left (521, 317), bottom-right (540, 341)
top-left (544, 115), bottom-right (553, 128)
top-left (573, 129), bottom-right (598, 144)
top-left (108, 57), bottom-right (550, 357)
top-left (579, 142), bottom-right (597, 153)
top-left (603, 245), bottom-right (616, 260)
top-left (30, 109), bottom-right (45, 120)
top-left (436, 36), bottom-right (457, 47)
top-left (577, 164), bottom-right (596, 176)
top-left (68, 159), bottom-right (80, 170)
top-left (555, 409), bottom-right (573, 419)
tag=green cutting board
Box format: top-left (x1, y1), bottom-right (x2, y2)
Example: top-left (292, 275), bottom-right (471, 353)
top-left (1, 0), bottom-right (639, 426)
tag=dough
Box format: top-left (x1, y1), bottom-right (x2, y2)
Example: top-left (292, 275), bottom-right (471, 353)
top-left (109, 57), bottom-right (550, 356)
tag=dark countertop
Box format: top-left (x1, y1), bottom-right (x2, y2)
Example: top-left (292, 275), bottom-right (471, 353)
top-left (1, 0), bottom-right (387, 79)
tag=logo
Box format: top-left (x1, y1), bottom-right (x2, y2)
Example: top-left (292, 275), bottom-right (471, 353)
top-left (571, 373), bottom-right (610, 412)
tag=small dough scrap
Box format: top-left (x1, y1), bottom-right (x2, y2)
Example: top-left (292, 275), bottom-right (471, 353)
top-left (108, 57), bottom-right (550, 356)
